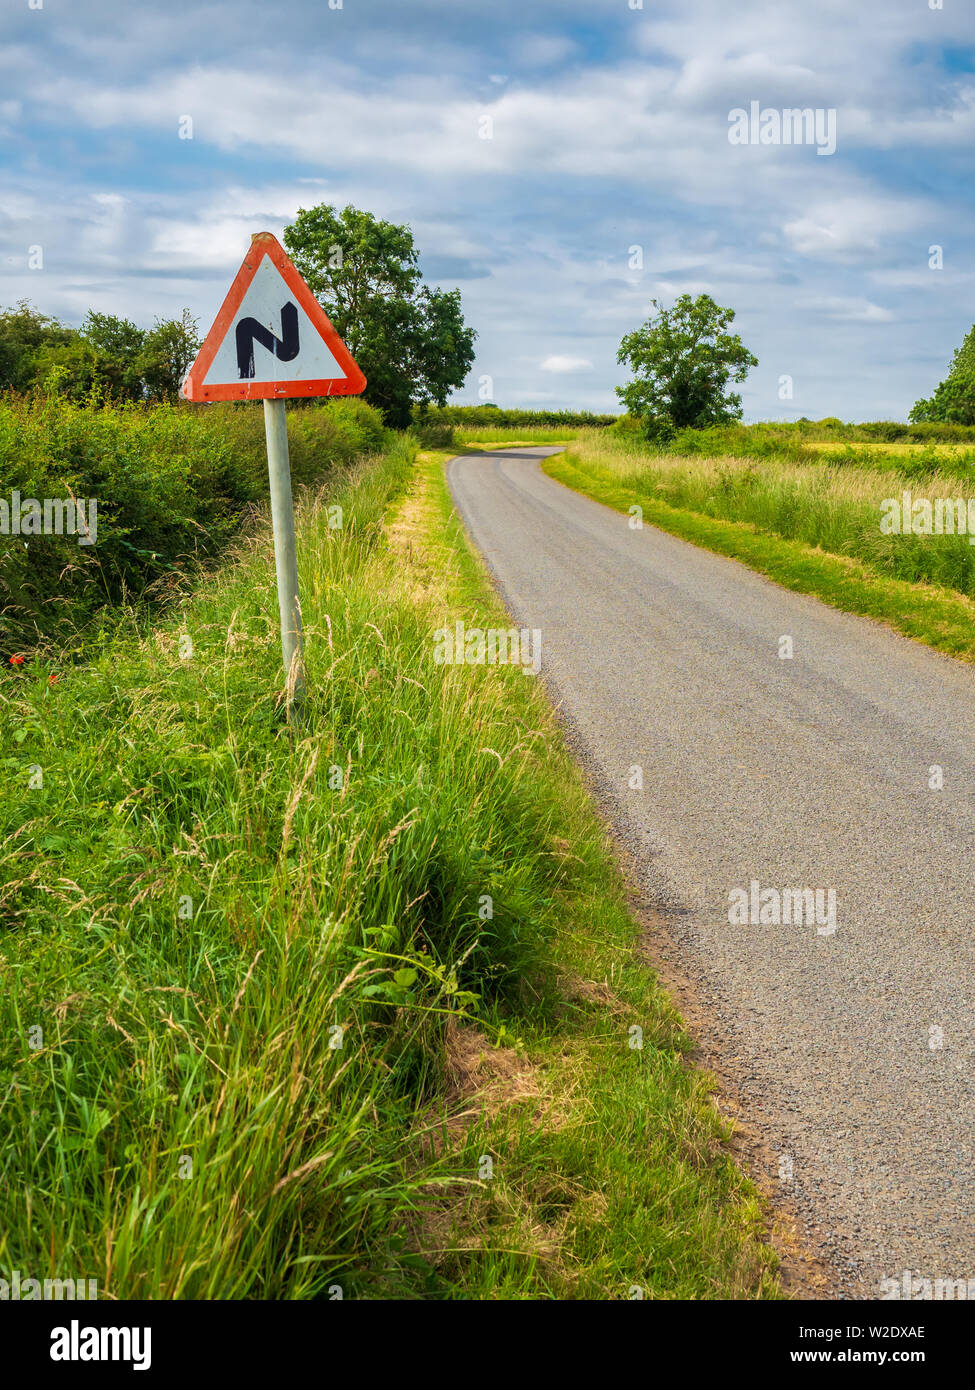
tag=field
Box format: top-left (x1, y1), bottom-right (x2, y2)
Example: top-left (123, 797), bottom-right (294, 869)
top-left (813, 439), bottom-right (975, 457)
top-left (609, 418), bottom-right (975, 477)
top-left (421, 405), bottom-right (615, 429)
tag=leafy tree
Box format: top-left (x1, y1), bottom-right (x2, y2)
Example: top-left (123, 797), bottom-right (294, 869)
top-left (30, 336), bottom-right (98, 401)
top-left (617, 294), bottom-right (758, 439)
top-left (81, 312), bottom-right (146, 401)
top-left (0, 301), bottom-right (78, 393)
top-left (0, 302), bottom-right (200, 404)
top-left (416, 287), bottom-right (475, 410)
top-left (911, 324), bottom-right (975, 425)
top-left (138, 309), bottom-right (201, 403)
top-left (283, 204), bottom-right (477, 428)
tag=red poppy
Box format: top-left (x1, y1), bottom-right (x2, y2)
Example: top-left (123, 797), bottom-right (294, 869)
top-left (9, 654), bottom-right (24, 667)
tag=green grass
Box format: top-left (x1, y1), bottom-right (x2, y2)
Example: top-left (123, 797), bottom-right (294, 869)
top-left (453, 426), bottom-right (579, 446)
top-left (612, 416), bottom-right (975, 455)
top-left (0, 428), bottom-right (780, 1300)
top-left (609, 417), bottom-right (975, 481)
top-left (419, 405), bottom-right (616, 429)
top-left (545, 433), bottom-right (975, 662)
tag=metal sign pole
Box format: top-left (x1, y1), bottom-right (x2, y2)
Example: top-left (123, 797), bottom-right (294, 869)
top-left (183, 232), bottom-right (366, 724)
top-left (262, 397), bottom-right (305, 720)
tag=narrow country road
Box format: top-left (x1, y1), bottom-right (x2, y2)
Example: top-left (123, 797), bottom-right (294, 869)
top-left (447, 446), bottom-right (975, 1298)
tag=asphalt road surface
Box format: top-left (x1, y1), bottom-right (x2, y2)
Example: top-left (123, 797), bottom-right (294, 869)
top-left (447, 446), bottom-right (975, 1298)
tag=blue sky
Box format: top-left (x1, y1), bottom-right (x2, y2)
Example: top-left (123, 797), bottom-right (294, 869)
top-left (1, 0), bottom-right (973, 419)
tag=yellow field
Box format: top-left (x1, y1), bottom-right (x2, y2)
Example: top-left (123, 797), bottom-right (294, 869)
top-left (814, 440), bottom-right (974, 456)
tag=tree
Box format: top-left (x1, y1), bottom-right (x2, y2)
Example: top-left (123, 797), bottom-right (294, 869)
top-left (0, 301), bottom-right (201, 404)
top-left (911, 324), bottom-right (975, 425)
top-left (81, 312), bottom-right (146, 401)
top-left (415, 287), bottom-right (475, 409)
top-left (0, 301), bottom-right (79, 393)
top-left (617, 294), bottom-right (758, 439)
top-left (138, 309), bottom-right (201, 403)
top-left (283, 204), bottom-right (477, 428)
top-left (29, 335), bottom-right (97, 400)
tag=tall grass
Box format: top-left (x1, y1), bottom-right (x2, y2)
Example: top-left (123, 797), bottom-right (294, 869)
top-left (454, 425), bottom-right (579, 445)
top-left (566, 430), bottom-right (975, 599)
top-left (612, 416), bottom-right (975, 457)
top-left (0, 435), bottom-right (779, 1300)
top-left (0, 435), bottom-right (543, 1296)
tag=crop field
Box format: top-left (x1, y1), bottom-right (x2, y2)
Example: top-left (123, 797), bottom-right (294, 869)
top-left (812, 439), bottom-right (975, 456)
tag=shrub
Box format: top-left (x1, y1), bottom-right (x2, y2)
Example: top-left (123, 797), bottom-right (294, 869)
top-left (411, 420), bottom-right (456, 448)
top-left (0, 393), bottom-right (389, 656)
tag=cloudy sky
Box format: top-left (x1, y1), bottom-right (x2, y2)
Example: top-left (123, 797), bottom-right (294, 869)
top-left (1, 0), bottom-right (973, 419)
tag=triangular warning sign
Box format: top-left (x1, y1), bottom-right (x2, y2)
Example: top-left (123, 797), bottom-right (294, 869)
top-left (182, 233), bottom-right (367, 402)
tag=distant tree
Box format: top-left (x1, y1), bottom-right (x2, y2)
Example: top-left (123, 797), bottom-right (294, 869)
top-left (911, 324), bottom-right (975, 425)
top-left (138, 310), bottom-right (201, 403)
top-left (414, 286), bottom-right (477, 412)
top-left (81, 312), bottom-right (146, 401)
top-left (0, 301), bottom-right (79, 393)
top-left (617, 294), bottom-right (758, 439)
top-left (283, 204), bottom-right (477, 428)
top-left (30, 336), bottom-right (97, 400)
top-left (0, 302), bottom-right (200, 404)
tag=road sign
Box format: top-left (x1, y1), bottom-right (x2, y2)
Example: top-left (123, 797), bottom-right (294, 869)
top-left (182, 232), bottom-right (366, 401)
top-left (182, 233), bottom-right (367, 721)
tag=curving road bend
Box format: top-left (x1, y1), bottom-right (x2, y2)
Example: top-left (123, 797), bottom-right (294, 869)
top-left (447, 446), bottom-right (975, 1298)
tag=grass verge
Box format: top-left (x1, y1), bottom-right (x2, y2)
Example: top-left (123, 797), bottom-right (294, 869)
top-left (370, 448), bottom-right (780, 1298)
top-left (546, 437), bottom-right (975, 663)
top-left (0, 430), bottom-right (780, 1299)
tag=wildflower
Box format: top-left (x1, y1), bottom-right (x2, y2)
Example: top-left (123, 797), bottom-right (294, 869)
top-left (9, 654), bottom-right (24, 667)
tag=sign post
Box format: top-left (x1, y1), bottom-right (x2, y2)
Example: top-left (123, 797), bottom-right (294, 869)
top-left (263, 396), bottom-right (305, 711)
top-left (182, 232), bottom-right (366, 722)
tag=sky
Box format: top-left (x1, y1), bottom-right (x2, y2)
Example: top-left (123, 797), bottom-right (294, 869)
top-left (1, 0), bottom-right (973, 420)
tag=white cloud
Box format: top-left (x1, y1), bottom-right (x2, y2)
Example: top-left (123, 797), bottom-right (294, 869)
top-left (783, 195), bottom-right (929, 258)
top-left (672, 52), bottom-right (824, 109)
top-left (797, 294), bottom-right (895, 324)
top-left (541, 355), bottom-right (593, 373)
top-left (869, 266), bottom-right (974, 291)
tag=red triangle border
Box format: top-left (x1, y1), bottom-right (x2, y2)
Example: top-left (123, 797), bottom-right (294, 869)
top-left (182, 233), bottom-right (367, 402)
